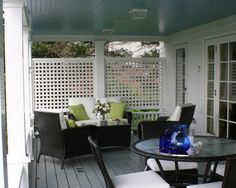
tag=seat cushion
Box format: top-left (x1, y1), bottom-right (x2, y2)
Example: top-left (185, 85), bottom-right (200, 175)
top-left (210, 164), bottom-right (225, 176)
top-left (75, 119), bottom-right (99, 126)
top-left (65, 118), bottom-right (76, 128)
top-left (147, 158), bottom-right (198, 171)
top-left (112, 170), bottom-right (169, 188)
top-left (187, 181), bottom-right (222, 188)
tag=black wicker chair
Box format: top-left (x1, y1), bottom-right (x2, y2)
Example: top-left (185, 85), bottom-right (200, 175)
top-left (137, 103), bottom-right (196, 140)
top-left (34, 111), bottom-right (96, 169)
top-left (87, 136), bottom-right (170, 188)
top-left (187, 156), bottom-right (236, 188)
top-left (137, 103), bottom-right (198, 186)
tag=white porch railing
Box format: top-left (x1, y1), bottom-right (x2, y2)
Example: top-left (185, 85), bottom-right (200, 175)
top-left (130, 111), bottom-right (161, 130)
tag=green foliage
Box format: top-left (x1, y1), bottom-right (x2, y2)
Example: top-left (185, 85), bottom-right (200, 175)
top-left (104, 47), bottom-right (133, 57)
top-left (32, 41), bottom-right (95, 58)
top-left (69, 42), bottom-right (94, 57)
top-left (141, 49), bottom-right (160, 57)
top-left (141, 41), bottom-right (160, 46)
top-left (32, 41), bottom-right (159, 58)
top-left (140, 41), bottom-right (160, 57)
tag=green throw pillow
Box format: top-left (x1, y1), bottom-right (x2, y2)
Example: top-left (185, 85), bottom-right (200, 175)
top-left (65, 118), bottom-right (76, 128)
top-left (68, 104), bottom-right (89, 121)
top-left (107, 102), bottom-right (126, 120)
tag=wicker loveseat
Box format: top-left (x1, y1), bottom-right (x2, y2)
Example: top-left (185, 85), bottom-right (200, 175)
top-left (34, 110), bottom-right (131, 169)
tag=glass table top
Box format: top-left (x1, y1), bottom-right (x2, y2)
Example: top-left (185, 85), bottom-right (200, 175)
top-left (131, 136), bottom-right (236, 162)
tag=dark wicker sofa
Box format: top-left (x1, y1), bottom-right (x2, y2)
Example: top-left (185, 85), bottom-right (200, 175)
top-left (34, 111), bottom-right (131, 169)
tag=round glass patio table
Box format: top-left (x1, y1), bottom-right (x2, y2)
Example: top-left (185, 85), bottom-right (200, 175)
top-left (130, 136), bottom-right (236, 184)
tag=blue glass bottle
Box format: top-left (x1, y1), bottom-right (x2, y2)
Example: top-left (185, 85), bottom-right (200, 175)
top-left (170, 125), bottom-right (190, 154)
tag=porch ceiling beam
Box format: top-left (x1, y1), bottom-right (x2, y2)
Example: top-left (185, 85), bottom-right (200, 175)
top-left (31, 35), bottom-right (167, 42)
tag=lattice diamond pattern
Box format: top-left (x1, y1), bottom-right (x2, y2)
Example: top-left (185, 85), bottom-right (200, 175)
top-left (105, 57), bottom-right (163, 109)
top-left (32, 58), bottom-right (94, 109)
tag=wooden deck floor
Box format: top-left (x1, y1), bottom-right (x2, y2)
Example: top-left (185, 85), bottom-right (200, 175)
top-left (29, 134), bottom-right (205, 188)
top-left (29, 135), bottom-right (147, 188)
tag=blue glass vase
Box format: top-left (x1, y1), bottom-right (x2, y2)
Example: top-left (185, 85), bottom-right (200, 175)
top-left (169, 125), bottom-right (190, 154)
top-left (159, 125), bottom-right (190, 154)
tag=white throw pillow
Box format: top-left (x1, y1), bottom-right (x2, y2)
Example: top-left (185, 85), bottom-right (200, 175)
top-left (167, 105), bottom-right (182, 121)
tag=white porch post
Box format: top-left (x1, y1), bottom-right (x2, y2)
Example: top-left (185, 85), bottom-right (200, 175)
top-left (4, 1), bottom-right (30, 188)
top-left (23, 27), bottom-right (34, 160)
top-left (94, 41), bottom-right (105, 98)
top-left (0, 1), bottom-right (8, 187)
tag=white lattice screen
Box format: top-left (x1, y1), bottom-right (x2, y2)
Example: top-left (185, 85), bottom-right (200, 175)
top-left (32, 58), bottom-right (94, 110)
top-left (105, 57), bottom-right (165, 109)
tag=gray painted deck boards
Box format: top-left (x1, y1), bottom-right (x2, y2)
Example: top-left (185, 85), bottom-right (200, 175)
top-left (30, 135), bottom-right (146, 188)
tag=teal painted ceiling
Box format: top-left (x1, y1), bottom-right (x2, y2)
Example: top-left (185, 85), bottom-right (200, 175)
top-left (27, 0), bottom-right (236, 39)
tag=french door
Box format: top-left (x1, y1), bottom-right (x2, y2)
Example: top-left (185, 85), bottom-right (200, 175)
top-left (206, 35), bottom-right (236, 139)
top-left (175, 45), bottom-right (187, 105)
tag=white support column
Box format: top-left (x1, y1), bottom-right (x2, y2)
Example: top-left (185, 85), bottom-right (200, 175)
top-left (4, 0), bottom-right (28, 162)
top-left (159, 41), bottom-right (166, 58)
top-left (23, 27), bottom-right (34, 159)
top-left (0, 1), bottom-right (8, 187)
top-left (4, 1), bottom-right (30, 187)
top-left (94, 41), bottom-right (105, 98)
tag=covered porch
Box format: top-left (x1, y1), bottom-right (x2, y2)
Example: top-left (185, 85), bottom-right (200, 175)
top-left (1, 0), bottom-right (236, 187)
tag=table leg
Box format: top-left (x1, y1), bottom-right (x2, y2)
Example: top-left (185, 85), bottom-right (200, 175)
top-left (174, 161), bottom-right (180, 183)
top-left (203, 161), bottom-right (211, 183)
top-left (155, 159), bottom-right (165, 178)
top-left (209, 161), bottom-right (219, 182)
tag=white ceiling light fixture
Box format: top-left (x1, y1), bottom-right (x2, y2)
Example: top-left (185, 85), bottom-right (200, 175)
top-left (129, 8), bottom-right (148, 20)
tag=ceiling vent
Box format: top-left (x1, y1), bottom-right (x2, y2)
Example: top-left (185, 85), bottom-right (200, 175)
top-left (129, 8), bottom-right (148, 20)
top-left (102, 29), bottom-right (115, 35)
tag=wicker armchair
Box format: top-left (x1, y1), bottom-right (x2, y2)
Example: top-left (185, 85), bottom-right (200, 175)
top-left (34, 111), bottom-right (96, 169)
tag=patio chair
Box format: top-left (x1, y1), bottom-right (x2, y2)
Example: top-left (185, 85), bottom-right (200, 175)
top-left (34, 111), bottom-right (96, 169)
top-left (87, 136), bottom-right (170, 188)
top-left (210, 163), bottom-right (225, 180)
top-left (137, 103), bottom-right (196, 139)
top-left (137, 103), bottom-right (198, 184)
top-left (187, 156), bottom-right (236, 188)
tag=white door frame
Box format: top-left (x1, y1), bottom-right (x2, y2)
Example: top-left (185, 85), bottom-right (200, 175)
top-left (205, 33), bottom-right (236, 137)
top-left (174, 43), bottom-right (188, 105)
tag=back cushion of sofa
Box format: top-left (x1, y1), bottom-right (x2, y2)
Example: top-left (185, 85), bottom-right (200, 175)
top-left (68, 97), bottom-right (96, 120)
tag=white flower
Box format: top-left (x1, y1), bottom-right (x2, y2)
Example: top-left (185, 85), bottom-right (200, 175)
top-left (93, 101), bottom-right (110, 115)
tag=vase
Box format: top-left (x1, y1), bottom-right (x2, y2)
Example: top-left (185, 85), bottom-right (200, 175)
top-left (169, 125), bottom-right (190, 154)
top-left (100, 114), bottom-right (108, 126)
top-left (159, 125), bottom-right (190, 154)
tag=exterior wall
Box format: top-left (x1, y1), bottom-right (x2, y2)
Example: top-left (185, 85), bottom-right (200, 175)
top-left (165, 15), bottom-right (236, 134)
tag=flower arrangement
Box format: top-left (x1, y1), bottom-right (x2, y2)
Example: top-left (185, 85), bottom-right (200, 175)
top-left (93, 100), bottom-right (111, 116)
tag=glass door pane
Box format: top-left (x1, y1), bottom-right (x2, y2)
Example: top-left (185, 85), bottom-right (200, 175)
top-left (207, 45), bottom-right (215, 134)
top-left (228, 42), bottom-right (236, 139)
top-left (176, 48), bottom-right (186, 105)
top-left (218, 41), bottom-right (236, 139)
top-left (206, 38), bottom-right (236, 139)
top-left (219, 43), bottom-right (228, 138)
